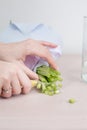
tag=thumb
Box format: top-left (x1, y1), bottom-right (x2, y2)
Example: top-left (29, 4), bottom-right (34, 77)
top-left (19, 61), bottom-right (39, 80)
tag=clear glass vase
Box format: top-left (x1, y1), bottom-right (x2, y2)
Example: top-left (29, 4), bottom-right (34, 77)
top-left (82, 16), bottom-right (87, 82)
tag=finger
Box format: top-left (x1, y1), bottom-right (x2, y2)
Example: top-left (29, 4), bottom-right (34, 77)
top-left (0, 79), bottom-right (3, 95)
top-left (1, 80), bottom-right (12, 98)
top-left (0, 88), bottom-right (1, 95)
top-left (1, 89), bottom-right (12, 98)
top-left (19, 61), bottom-right (39, 79)
top-left (32, 47), bottom-right (58, 70)
top-left (40, 41), bottom-right (57, 48)
top-left (17, 70), bottom-right (31, 94)
top-left (43, 51), bottom-right (58, 70)
top-left (11, 75), bottom-right (21, 95)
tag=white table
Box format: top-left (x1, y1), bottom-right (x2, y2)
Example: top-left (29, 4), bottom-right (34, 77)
top-left (0, 55), bottom-right (87, 130)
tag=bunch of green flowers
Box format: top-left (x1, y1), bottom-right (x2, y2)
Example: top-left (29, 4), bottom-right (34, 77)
top-left (36, 65), bottom-right (63, 96)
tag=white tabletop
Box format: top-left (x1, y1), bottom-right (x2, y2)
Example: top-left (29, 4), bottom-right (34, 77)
top-left (0, 55), bottom-right (87, 130)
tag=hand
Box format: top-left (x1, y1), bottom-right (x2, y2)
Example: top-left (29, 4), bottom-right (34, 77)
top-left (0, 39), bottom-right (58, 69)
top-left (0, 60), bottom-right (38, 98)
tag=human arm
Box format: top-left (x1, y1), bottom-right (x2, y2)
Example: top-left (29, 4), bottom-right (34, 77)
top-left (0, 39), bottom-right (58, 70)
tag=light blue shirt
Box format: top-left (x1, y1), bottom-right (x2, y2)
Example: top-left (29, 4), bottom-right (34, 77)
top-left (0, 21), bottom-right (62, 70)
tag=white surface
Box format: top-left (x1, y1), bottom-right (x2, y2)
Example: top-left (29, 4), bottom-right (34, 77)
top-left (0, 55), bottom-right (87, 130)
top-left (0, 0), bottom-right (87, 54)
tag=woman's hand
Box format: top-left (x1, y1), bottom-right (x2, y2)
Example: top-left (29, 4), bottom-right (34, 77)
top-left (0, 39), bottom-right (58, 98)
top-left (0, 60), bottom-right (38, 98)
top-left (0, 39), bottom-right (58, 69)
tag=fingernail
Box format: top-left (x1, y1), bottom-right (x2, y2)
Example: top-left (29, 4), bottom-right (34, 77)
top-left (35, 74), bottom-right (39, 79)
top-left (54, 65), bottom-right (58, 70)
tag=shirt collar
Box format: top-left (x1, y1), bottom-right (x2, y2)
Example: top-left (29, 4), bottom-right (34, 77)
top-left (10, 21), bottom-right (44, 34)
